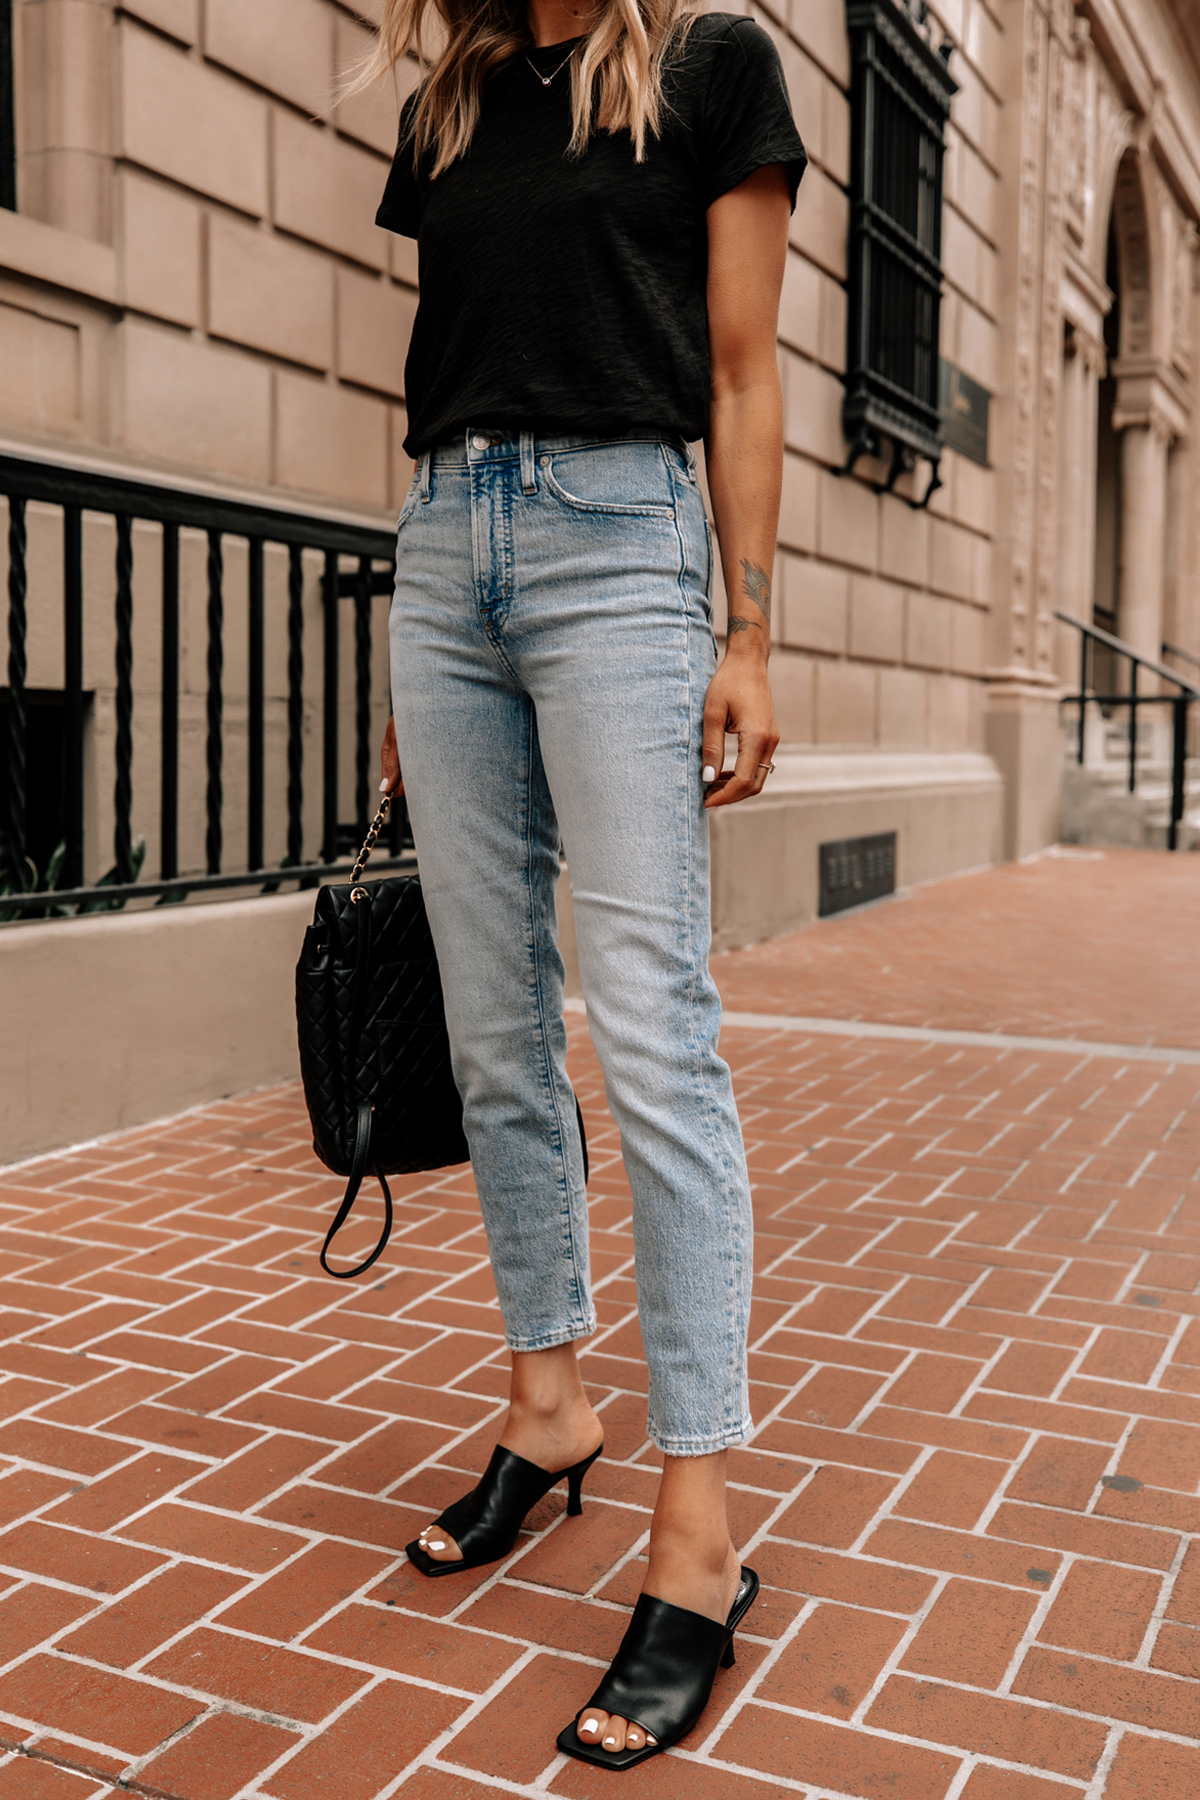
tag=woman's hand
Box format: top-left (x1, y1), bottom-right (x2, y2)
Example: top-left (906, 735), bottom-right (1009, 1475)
top-left (380, 714), bottom-right (404, 797)
top-left (702, 160), bottom-right (791, 812)
top-left (702, 655), bottom-right (779, 808)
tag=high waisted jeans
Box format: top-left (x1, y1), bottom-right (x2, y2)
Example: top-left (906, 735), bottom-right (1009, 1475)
top-left (388, 430), bottom-right (753, 1454)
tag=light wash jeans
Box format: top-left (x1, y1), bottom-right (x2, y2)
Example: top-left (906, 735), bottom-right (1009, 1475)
top-left (388, 429), bottom-right (753, 1454)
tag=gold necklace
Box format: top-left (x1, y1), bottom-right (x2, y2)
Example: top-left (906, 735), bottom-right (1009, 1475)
top-left (525, 45), bottom-right (577, 86)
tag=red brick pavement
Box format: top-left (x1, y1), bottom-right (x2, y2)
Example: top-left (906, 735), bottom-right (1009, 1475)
top-left (1, 849), bottom-right (1199, 1797)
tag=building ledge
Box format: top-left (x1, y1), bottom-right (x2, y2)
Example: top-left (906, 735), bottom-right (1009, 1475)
top-left (0, 207), bottom-right (118, 306)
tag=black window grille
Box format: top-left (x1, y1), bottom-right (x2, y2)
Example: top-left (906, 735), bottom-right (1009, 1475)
top-left (0, 0), bottom-right (15, 212)
top-left (843, 0), bottom-right (955, 503)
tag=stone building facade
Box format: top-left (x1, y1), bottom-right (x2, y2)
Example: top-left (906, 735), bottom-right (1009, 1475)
top-left (1, 0), bottom-right (1199, 946)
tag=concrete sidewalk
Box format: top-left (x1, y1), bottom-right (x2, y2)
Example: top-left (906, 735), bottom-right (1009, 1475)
top-left (1, 846), bottom-right (1199, 1799)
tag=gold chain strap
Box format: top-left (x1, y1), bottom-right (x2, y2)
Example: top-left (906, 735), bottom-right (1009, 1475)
top-left (349, 793), bottom-right (392, 903)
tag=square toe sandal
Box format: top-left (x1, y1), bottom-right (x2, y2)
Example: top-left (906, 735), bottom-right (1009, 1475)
top-left (405, 1441), bottom-right (603, 1577)
top-left (556, 1565), bottom-right (760, 1770)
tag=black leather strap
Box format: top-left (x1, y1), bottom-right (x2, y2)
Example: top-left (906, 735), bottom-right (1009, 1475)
top-left (320, 1096), bottom-right (394, 1279)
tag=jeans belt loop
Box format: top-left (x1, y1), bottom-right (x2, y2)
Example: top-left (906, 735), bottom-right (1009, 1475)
top-left (418, 451), bottom-right (432, 502)
top-left (519, 430), bottom-right (537, 496)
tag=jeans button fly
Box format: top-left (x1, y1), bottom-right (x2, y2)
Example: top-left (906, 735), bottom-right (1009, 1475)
top-left (471, 434), bottom-right (489, 451)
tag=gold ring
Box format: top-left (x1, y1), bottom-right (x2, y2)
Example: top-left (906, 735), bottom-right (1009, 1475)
top-left (757, 762), bottom-right (776, 774)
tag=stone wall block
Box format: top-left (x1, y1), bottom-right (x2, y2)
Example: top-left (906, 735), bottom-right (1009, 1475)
top-left (770, 648), bottom-right (816, 743)
top-left (205, 0), bottom-right (333, 117)
top-left (951, 452), bottom-right (994, 536)
top-left (119, 170), bottom-right (201, 326)
top-left (951, 600), bottom-right (987, 676)
top-left (905, 590), bottom-right (953, 670)
top-left (273, 110), bottom-right (390, 269)
top-left (779, 250), bottom-right (821, 358)
top-left (119, 23), bottom-right (268, 216)
top-left (928, 673), bottom-right (972, 748)
top-left (783, 353), bottom-right (844, 465)
top-left (789, 163), bottom-right (847, 280)
top-left (949, 56), bottom-right (985, 154)
top-left (337, 268), bottom-right (416, 397)
top-left (878, 665), bottom-right (928, 746)
top-left (779, 451), bottom-right (817, 552)
top-left (275, 371), bottom-right (389, 505)
top-left (784, 0), bottom-right (849, 86)
top-left (931, 516), bottom-right (975, 600)
top-left (817, 468), bottom-right (877, 571)
top-left (333, 17), bottom-right (406, 155)
top-left (16, 0), bottom-right (114, 240)
top-left (122, 320), bottom-right (271, 482)
top-left (208, 215), bottom-right (334, 369)
top-left (821, 78), bottom-right (850, 186)
top-left (850, 574), bottom-right (905, 662)
top-left (958, 137), bottom-right (996, 240)
top-left (964, 0), bottom-right (1004, 81)
top-left (815, 657), bottom-right (876, 743)
top-left (120, 0), bottom-right (196, 42)
top-left (879, 493), bottom-right (930, 587)
top-left (819, 272), bottom-right (846, 371)
top-left (0, 298), bottom-right (81, 432)
top-left (780, 555), bottom-right (847, 654)
top-left (956, 297), bottom-right (996, 390)
top-left (942, 205), bottom-right (981, 305)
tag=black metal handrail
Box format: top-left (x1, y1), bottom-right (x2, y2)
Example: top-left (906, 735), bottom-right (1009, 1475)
top-left (1056, 609), bottom-right (1199, 852)
top-left (2, 451), bottom-right (410, 919)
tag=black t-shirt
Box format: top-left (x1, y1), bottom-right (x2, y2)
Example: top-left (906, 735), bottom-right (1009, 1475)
top-left (376, 14), bottom-right (807, 455)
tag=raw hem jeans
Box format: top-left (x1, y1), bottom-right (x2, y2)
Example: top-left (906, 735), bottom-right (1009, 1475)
top-left (389, 429), bottom-right (753, 1455)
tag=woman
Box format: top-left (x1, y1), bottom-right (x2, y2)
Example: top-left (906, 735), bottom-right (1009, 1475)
top-left (368, 0), bottom-right (804, 1768)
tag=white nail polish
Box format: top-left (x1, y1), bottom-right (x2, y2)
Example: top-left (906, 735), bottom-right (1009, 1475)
top-left (603, 1737), bottom-right (617, 1747)
top-left (702, 765), bottom-right (716, 783)
top-left (647, 1737), bottom-right (657, 1746)
top-left (427, 1540), bottom-right (445, 1551)
top-left (579, 1721), bottom-right (598, 1735)
top-left (379, 779), bottom-right (390, 791)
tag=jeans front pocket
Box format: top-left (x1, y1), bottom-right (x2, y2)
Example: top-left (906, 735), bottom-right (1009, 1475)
top-left (541, 442), bottom-right (676, 518)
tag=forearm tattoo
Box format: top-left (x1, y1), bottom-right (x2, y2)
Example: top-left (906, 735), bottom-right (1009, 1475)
top-left (740, 559), bottom-right (772, 622)
top-left (727, 615), bottom-right (754, 634)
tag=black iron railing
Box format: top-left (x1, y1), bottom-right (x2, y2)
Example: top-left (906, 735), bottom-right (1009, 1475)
top-left (1057, 609), bottom-right (1200, 852)
top-left (2, 452), bottom-right (411, 918)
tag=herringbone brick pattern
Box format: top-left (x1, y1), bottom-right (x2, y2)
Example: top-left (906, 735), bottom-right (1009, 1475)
top-left (2, 849), bottom-right (1199, 1798)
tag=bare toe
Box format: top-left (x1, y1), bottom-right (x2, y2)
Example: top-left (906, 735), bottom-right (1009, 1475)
top-left (577, 1709), bottom-right (608, 1746)
top-left (418, 1525), bottom-right (463, 1563)
top-left (601, 1716), bottom-right (629, 1753)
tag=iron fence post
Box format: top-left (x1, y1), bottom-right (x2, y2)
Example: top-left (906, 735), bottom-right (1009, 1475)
top-left (4, 492), bottom-right (26, 880)
top-left (160, 521), bottom-right (179, 881)
top-left (1170, 694), bottom-right (1187, 852)
top-left (113, 514), bottom-right (134, 885)
top-left (63, 504), bottom-right (84, 888)
top-left (321, 549), bottom-right (339, 865)
top-left (205, 529), bottom-right (224, 876)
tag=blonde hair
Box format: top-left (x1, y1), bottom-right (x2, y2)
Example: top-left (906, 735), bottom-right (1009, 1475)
top-left (355, 0), bottom-right (703, 176)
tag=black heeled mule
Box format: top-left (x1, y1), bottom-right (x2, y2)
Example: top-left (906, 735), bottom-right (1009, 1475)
top-left (405, 1441), bottom-right (603, 1577)
top-left (557, 1565), bottom-right (760, 1770)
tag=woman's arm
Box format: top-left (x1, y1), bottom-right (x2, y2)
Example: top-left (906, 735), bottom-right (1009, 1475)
top-left (701, 163), bottom-right (791, 809)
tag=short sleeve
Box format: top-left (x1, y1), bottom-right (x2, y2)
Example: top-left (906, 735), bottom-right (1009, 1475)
top-left (700, 19), bottom-right (807, 210)
top-left (376, 94), bottom-right (423, 237)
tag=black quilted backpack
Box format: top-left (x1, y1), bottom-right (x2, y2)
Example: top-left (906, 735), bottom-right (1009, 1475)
top-left (296, 795), bottom-right (586, 1278)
